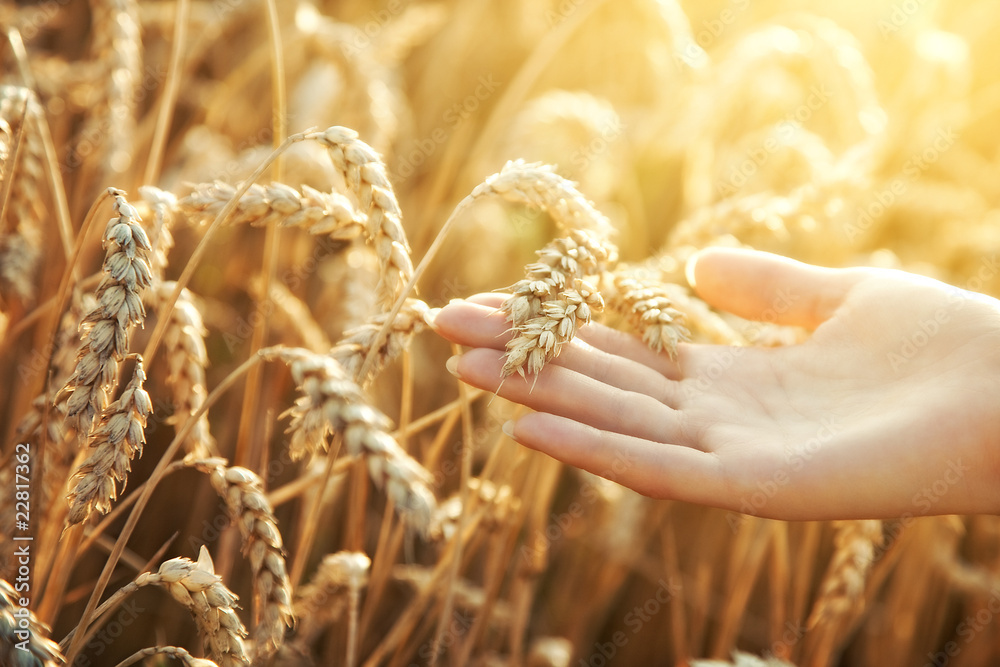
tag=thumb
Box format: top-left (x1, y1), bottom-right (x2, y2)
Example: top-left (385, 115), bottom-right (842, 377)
top-left (686, 248), bottom-right (866, 329)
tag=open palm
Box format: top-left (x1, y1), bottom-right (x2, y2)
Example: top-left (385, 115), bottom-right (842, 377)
top-left (431, 248), bottom-right (1000, 520)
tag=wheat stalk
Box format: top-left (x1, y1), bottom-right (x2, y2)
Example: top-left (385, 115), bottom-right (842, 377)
top-left (0, 579), bottom-right (64, 667)
top-left (309, 126), bottom-right (414, 308)
top-left (187, 461), bottom-right (293, 660)
top-left (264, 347), bottom-right (436, 534)
top-left (66, 356), bottom-right (151, 525)
top-left (63, 188), bottom-right (153, 437)
top-left (133, 546), bottom-right (249, 667)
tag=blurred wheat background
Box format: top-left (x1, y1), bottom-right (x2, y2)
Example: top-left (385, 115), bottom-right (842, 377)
top-left (2, 0), bottom-right (1000, 666)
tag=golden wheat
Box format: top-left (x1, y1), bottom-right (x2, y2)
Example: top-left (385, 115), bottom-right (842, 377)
top-left (62, 189), bottom-right (152, 437)
top-left (133, 547), bottom-right (249, 667)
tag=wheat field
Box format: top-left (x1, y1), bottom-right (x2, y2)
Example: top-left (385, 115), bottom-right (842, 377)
top-left (2, 1), bottom-right (1000, 666)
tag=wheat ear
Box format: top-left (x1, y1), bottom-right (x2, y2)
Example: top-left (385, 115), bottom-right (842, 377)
top-left (188, 461), bottom-right (293, 659)
top-left (66, 356), bottom-right (151, 525)
top-left (463, 161), bottom-right (618, 377)
top-left (310, 126), bottom-right (414, 308)
top-left (331, 297), bottom-right (429, 383)
top-left (806, 519), bottom-right (883, 628)
top-left (81, 0), bottom-right (140, 177)
top-left (178, 180), bottom-right (363, 236)
top-left (154, 281), bottom-right (216, 458)
top-left (133, 546), bottom-right (249, 667)
top-left (1, 579), bottom-right (64, 667)
top-left (265, 347), bottom-right (436, 534)
top-left (63, 188), bottom-right (152, 437)
top-left (0, 85), bottom-right (44, 303)
top-left (501, 230), bottom-right (613, 377)
top-left (286, 551), bottom-right (369, 664)
top-left (608, 273), bottom-right (690, 357)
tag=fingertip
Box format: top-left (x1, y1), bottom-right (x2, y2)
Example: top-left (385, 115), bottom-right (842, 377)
top-left (423, 307), bottom-right (442, 329)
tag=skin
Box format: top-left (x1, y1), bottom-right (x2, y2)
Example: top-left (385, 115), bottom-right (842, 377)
top-left (428, 247), bottom-right (1000, 520)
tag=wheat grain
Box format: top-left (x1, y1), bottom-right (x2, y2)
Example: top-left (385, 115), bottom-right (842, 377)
top-left (188, 461), bottom-right (293, 660)
top-left (469, 160), bottom-right (616, 236)
top-left (500, 230), bottom-right (613, 377)
top-left (331, 297), bottom-right (429, 383)
top-left (139, 185), bottom-right (178, 280)
top-left (66, 356), bottom-right (151, 525)
top-left (309, 126), bottom-right (414, 308)
top-left (0, 579), bottom-right (64, 667)
top-left (114, 646), bottom-right (219, 667)
top-left (63, 188), bottom-right (152, 437)
top-left (459, 161), bottom-right (619, 376)
top-left (608, 273), bottom-right (690, 357)
top-left (134, 546), bottom-right (249, 667)
top-left (178, 180), bottom-right (363, 236)
top-left (806, 520), bottom-right (883, 629)
top-left (264, 347), bottom-right (436, 534)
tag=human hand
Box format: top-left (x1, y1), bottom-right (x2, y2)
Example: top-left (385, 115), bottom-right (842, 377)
top-left (429, 248), bottom-right (1000, 520)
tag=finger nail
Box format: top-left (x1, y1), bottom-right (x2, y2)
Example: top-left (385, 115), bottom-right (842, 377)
top-left (501, 420), bottom-right (516, 439)
top-left (445, 355), bottom-right (461, 377)
top-left (423, 307), bottom-right (441, 328)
